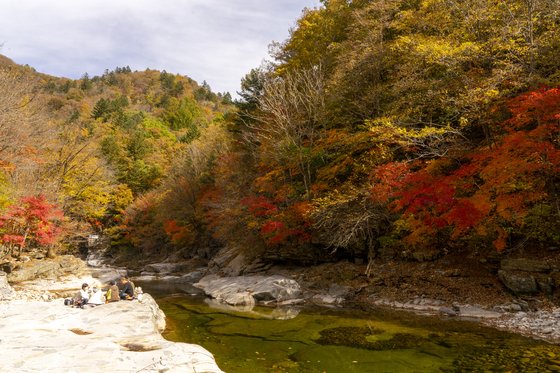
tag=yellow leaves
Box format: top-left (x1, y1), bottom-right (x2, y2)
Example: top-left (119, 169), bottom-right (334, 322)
top-left (466, 87), bottom-right (501, 107)
top-left (246, 220), bottom-right (260, 230)
top-left (392, 35), bottom-right (480, 68)
top-left (366, 117), bottom-right (450, 143)
top-left (111, 184), bottom-right (134, 213)
top-left (19, 94), bottom-right (33, 108)
top-left (0, 171), bottom-right (12, 210)
top-left (80, 127), bottom-right (90, 137)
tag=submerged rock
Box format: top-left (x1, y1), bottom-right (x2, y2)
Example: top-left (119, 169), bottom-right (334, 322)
top-left (0, 294), bottom-right (224, 372)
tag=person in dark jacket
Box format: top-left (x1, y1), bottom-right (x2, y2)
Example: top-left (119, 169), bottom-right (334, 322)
top-left (119, 276), bottom-right (135, 300)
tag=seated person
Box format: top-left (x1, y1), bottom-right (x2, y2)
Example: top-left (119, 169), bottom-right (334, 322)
top-left (88, 286), bottom-right (105, 305)
top-left (119, 276), bottom-right (135, 300)
top-left (105, 280), bottom-right (120, 303)
top-left (74, 283), bottom-right (90, 308)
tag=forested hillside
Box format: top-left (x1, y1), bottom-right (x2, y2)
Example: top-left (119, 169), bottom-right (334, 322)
top-left (0, 54), bottom-right (232, 259)
top-left (1, 0), bottom-right (559, 274)
top-left (154, 0), bottom-right (558, 267)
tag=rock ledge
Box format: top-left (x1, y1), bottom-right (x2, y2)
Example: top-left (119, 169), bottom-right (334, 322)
top-left (0, 293), bottom-right (224, 373)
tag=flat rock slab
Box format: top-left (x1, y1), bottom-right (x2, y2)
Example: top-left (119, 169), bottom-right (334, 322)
top-left (0, 295), bottom-right (223, 373)
top-left (456, 305), bottom-right (502, 319)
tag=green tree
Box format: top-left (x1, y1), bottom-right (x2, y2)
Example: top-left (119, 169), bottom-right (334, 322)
top-left (80, 72), bottom-right (92, 91)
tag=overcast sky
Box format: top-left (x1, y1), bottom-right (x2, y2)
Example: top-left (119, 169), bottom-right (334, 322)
top-left (0, 0), bottom-right (321, 94)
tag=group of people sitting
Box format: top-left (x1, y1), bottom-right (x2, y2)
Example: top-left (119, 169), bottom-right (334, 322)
top-left (71, 276), bottom-right (143, 308)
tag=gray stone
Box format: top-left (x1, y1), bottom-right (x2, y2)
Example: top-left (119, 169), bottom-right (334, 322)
top-left (312, 294), bottom-right (343, 305)
top-left (439, 307), bottom-right (458, 316)
top-left (457, 305), bottom-right (502, 318)
top-left (195, 275), bottom-right (301, 305)
top-left (144, 262), bottom-right (187, 275)
top-left (501, 258), bottom-right (550, 273)
top-left (494, 303), bottom-right (523, 313)
top-left (498, 270), bottom-right (538, 294)
top-left (179, 270), bottom-right (205, 283)
top-left (208, 246), bottom-right (246, 276)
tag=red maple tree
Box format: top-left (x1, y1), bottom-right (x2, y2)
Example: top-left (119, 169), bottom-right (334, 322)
top-left (0, 195), bottom-right (64, 257)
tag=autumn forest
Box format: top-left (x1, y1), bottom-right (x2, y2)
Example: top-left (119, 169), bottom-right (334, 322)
top-left (1, 0), bottom-right (559, 275)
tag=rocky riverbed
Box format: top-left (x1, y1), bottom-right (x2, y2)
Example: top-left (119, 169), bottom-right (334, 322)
top-left (3, 252), bottom-right (559, 373)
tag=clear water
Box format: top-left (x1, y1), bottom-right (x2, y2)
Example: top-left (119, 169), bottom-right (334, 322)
top-left (153, 293), bottom-right (560, 373)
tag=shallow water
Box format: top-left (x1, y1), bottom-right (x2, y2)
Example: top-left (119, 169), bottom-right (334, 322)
top-left (154, 294), bottom-right (560, 373)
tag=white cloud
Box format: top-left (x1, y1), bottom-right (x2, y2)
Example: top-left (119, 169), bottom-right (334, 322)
top-left (0, 0), bottom-right (321, 94)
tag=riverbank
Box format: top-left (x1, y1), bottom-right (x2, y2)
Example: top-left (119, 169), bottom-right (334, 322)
top-left (124, 255), bottom-right (560, 345)
top-left (0, 272), bottom-right (224, 373)
top-left (262, 261), bottom-right (560, 345)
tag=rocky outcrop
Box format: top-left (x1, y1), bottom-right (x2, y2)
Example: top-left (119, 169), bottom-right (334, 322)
top-left (497, 258), bottom-right (559, 296)
top-left (7, 255), bottom-right (88, 283)
top-left (195, 275), bottom-right (302, 306)
top-left (11, 275), bottom-right (105, 300)
top-left (0, 294), bottom-right (224, 372)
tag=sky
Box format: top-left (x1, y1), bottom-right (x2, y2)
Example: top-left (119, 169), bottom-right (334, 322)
top-left (0, 0), bottom-right (321, 95)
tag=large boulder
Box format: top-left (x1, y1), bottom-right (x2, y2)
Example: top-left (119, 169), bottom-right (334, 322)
top-left (0, 294), bottom-right (224, 372)
top-left (195, 275), bottom-right (302, 306)
top-left (498, 270), bottom-right (539, 294)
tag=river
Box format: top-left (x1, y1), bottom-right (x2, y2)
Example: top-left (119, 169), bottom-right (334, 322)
top-left (137, 280), bottom-right (560, 373)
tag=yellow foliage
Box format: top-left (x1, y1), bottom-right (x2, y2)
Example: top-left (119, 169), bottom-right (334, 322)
top-left (366, 118), bottom-right (450, 141)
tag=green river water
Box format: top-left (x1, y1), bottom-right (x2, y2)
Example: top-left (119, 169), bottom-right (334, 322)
top-left (155, 294), bottom-right (560, 373)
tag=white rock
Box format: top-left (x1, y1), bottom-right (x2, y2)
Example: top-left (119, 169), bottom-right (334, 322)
top-left (0, 294), bottom-right (224, 373)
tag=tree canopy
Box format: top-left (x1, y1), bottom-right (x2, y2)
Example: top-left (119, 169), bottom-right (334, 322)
top-left (1, 0), bottom-right (559, 265)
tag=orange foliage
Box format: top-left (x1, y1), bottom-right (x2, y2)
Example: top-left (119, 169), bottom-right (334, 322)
top-left (163, 219), bottom-right (192, 245)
